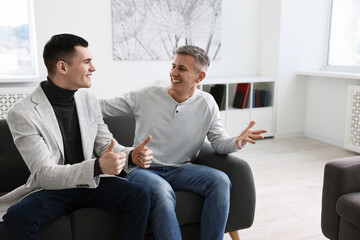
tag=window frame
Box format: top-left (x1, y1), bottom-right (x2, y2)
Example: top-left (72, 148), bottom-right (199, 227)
top-left (0, 0), bottom-right (39, 83)
top-left (324, 0), bottom-right (360, 73)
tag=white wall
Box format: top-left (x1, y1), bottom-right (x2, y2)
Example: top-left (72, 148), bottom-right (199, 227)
top-left (32, 0), bottom-right (261, 98)
top-left (304, 76), bottom-right (359, 146)
top-left (275, 0), bottom-right (330, 138)
top-left (259, 0), bottom-right (281, 77)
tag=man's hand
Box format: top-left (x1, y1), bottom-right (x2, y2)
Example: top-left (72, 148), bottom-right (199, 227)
top-left (99, 138), bottom-right (126, 175)
top-left (236, 120), bottom-right (267, 149)
top-left (132, 136), bottom-right (153, 168)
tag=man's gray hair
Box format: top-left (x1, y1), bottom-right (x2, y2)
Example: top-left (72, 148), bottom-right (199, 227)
top-left (176, 45), bottom-right (210, 71)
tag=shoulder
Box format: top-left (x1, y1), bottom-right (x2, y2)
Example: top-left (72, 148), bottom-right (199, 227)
top-left (9, 94), bottom-right (32, 113)
top-left (196, 89), bottom-right (217, 108)
top-left (128, 85), bottom-right (166, 102)
top-left (193, 89), bottom-right (220, 118)
top-left (8, 85), bottom-right (41, 115)
top-left (135, 85), bottom-right (164, 95)
top-left (76, 88), bottom-right (97, 100)
top-left (75, 89), bottom-right (101, 110)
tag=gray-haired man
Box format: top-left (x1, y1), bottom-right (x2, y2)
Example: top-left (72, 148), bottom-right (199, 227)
top-left (100, 45), bottom-right (266, 240)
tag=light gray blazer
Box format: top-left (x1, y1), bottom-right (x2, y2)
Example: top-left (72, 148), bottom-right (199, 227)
top-left (0, 84), bottom-right (132, 221)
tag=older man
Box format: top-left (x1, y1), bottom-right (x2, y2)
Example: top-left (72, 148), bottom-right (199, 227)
top-left (100, 45), bottom-right (266, 240)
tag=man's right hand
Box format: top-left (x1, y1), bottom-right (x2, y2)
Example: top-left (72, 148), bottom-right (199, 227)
top-left (99, 138), bottom-right (126, 175)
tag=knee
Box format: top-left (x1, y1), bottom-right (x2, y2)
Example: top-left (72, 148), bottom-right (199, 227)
top-left (212, 171), bottom-right (231, 192)
top-left (132, 184), bottom-right (151, 206)
top-left (4, 203), bottom-right (35, 228)
top-left (151, 186), bottom-right (176, 209)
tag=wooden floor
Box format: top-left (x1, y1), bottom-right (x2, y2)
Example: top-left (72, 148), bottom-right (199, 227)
top-left (223, 136), bottom-right (358, 240)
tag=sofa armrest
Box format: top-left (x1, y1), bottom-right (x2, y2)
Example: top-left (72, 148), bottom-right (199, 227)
top-left (194, 142), bottom-right (256, 232)
top-left (322, 156), bottom-right (360, 239)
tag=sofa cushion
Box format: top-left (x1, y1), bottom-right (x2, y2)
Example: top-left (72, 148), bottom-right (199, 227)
top-left (337, 192), bottom-right (360, 229)
top-left (70, 191), bottom-right (203, 238)
top-left (71, 208), bottom-right (122, 240)
top-left (0, 215), bottom-right (72, 240)
top-left (338, 218), bottom-right (360, 240)
top-left (39, 215), bottom-right (72, 240)
top-left (175, 191), bottom-right (203, 225)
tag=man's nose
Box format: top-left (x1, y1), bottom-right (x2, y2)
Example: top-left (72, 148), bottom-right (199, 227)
top-left (90, 63), bottom-right (96, 72)
top-left (170, 68), bottom-right (178, 76)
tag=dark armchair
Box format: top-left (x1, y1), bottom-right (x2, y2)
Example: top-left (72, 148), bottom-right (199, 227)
top-left (322, 156), bottom-right (360, 240)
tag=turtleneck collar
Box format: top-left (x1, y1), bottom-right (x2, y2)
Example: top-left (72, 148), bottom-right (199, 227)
top-left (41, 77), bottom-right (77, 104)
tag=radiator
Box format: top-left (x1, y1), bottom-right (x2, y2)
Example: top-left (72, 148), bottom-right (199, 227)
top-left (345, 85), bottom-right (360, 153)
top-left (0, 88), bottom-right (34, 119)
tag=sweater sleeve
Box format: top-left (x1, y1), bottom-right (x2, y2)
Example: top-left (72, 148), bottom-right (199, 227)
top-left (205, 94), bottom-right (239, 155)
top-left (99, 87), bottom-right (151, 117)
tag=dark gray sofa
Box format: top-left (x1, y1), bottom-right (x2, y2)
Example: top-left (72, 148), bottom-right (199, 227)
top-left (322, 156), bottom-right (360, 240)
top-left (0, 114), bottom-right (256, 240)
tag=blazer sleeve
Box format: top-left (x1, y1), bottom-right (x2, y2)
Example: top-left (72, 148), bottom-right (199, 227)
top-left (7, 108), bottom-right (102, 190)
top-left (91, 96), bottom-right (133, 172)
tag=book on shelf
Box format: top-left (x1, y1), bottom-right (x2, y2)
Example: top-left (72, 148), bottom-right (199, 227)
top-left (252, 90), bottom-right (256, 108)
top-left (260, 90), bottom-right (266, 107)
top-left (264, 90), bottom-right (270, 107)
top-left (210, 84), bottom-right (226, 111)
top-left (253, 89), bottom-right (270, 107)
top-left (232, 83), bottom-right (250, 109)
top-left (232, 91), bottom-right (244, 108)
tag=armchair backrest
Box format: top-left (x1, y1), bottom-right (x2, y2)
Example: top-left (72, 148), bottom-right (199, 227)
top-left (103, 114), bottom-right (136, 147)
top-left (0, 119), bottom-right (30, 192)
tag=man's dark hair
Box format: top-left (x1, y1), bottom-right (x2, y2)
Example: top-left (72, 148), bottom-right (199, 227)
top-left (43, 33), bottom-right (88, 76)
top-left (175, 45), bottom-right (210, 71)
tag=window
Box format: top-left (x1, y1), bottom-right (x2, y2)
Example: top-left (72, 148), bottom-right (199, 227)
top-left (0, 0), bottom-right (37, 79)
top-left (327, 0), bottom-right (360, 70)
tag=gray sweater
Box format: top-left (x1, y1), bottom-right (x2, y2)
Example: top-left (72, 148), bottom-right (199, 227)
top-left (100, 86), bottom-right (238, 167)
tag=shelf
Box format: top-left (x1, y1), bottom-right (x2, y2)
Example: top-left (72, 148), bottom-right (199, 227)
top-left (199, 76), bottom-right (276, 137)
top-left (205, 76), bottom-right (275, 84)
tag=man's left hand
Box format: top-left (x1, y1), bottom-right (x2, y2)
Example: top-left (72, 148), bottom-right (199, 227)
top-left (236, 120), bottom-right (267, 149)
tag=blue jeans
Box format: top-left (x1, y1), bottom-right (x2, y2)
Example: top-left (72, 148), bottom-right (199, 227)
top-left (126, 164), bottom-right (231, 240)
top-left (4, 177), bottom-right (150, 240)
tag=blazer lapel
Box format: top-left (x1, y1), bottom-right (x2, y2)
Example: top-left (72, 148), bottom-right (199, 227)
top-left (32, 85), bottom-right (64, 157)
top-left (74, 93), bottom-right (92, 160)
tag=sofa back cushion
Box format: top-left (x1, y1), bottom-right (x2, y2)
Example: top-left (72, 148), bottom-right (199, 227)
top-left (103, 115), bottom-right (135, 147)
top-left (0, 119), bottom-right (30, 192)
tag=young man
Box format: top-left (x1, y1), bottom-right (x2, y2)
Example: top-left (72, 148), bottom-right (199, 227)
top-left (0, 33), bottom-right (153, 240)
top-left (100, 45), bottom-right (267, 240)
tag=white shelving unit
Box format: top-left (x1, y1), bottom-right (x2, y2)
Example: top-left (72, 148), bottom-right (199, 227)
top-left (199, 76), bottom-right (276, 137)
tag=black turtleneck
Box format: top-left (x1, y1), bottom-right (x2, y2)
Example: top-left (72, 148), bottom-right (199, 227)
top-left (41, 78), bottom-right (102, 176)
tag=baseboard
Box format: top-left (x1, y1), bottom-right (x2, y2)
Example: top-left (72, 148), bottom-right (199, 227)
top-left (274, 131), bottom-right (345, 149)
top-left (304, 132), bottom-right (343, 148)
top-left (274, 131), bottom-right (304, 139)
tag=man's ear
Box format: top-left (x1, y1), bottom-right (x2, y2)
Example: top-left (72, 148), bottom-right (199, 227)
top-left (56, 61), bottom-right (67, 74)
top-left (196, 71), bottom-right (206, 84)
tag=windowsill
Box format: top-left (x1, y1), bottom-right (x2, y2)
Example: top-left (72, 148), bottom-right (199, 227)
top-left (0, 75), bottom-right (40, 83)
top-left (297, 70), bottom-right (360, 80)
